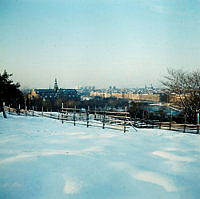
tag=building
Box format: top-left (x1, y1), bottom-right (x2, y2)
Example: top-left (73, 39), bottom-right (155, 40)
top-left (29, 79), bottom-right (79, 100)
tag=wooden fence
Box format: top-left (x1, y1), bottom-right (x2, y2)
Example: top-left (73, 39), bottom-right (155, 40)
top-left (157, 122), bottom-right (200, 134)
top-left (60, 107), bottom-right (137, 133)
top-left (4, 106), bottom-right (200, 134)
top-left (4, 106), bottom-right (34, 116)
top-left (4, 106), bottom-right (137, 133)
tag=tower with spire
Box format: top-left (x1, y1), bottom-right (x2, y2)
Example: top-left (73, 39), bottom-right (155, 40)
top-left (54, 78), bottom-right (59, 92)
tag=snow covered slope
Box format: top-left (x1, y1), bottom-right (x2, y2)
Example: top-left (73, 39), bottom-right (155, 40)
top-left (0, 114), bottom-right (200, 199)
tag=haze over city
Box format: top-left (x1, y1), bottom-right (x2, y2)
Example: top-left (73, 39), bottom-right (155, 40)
top-left (0, 0), bottom-right (199, 89)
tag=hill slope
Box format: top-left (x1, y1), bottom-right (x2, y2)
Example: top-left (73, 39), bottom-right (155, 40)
top-left (0, 114), bottom-right (200, 199)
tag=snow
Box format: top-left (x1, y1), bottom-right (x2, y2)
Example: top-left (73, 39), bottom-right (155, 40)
top-left (0, 114), bottom-right (200, 199)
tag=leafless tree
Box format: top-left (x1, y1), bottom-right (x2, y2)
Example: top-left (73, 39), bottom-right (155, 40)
top-left (162, 68), bottom-right (200, 123)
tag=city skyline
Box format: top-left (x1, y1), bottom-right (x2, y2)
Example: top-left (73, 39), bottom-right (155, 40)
top-left (1, 0), bottom-right (199, 89)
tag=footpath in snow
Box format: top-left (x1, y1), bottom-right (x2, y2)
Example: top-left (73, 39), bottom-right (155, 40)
top-left (0, 114), bottom-right (200, 199)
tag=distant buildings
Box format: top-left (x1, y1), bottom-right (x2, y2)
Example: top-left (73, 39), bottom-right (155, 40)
top-left (90, 91), bottom-right (168, 103)
top-left (88, 84), bottom-right (168, 103)
top-left (29, 79), bottom-right (79, 100)
top-left (28, 81), bottom-right (168, 103)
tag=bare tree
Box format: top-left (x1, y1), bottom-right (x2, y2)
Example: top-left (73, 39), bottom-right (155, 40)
top-left (162, 68), bottom-right (200, 123)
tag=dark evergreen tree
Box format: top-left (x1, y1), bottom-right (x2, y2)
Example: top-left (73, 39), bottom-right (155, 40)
top-left (0, 70), bottom-right (24, 117)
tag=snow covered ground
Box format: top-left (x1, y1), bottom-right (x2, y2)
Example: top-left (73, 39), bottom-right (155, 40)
top-left (0, 114), bottom-right (200, 199)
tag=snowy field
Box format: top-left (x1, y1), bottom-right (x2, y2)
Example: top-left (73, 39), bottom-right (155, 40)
top-left (0, 114), bottom-right (200, 199)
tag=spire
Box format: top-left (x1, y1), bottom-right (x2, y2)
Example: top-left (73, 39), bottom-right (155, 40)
top-left (54, 78), bottom-right (59, 92)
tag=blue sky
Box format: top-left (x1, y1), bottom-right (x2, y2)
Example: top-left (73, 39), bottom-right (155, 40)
top-left (0, 0), bottom-right (200, 89)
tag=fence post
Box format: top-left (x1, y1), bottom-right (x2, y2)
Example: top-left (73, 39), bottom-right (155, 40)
top-left (2, 102), bottom-right (7, 118)
top-left (42, 106), bottom-right (43, 117)
top-left (94, 106), bottom-right (97, 119)
top-left (197, 125), bottom-right (199, 134)
top-left (183, 125), bottom-right (186, 133)
top-left (73, 106), bottom-right (76, 126)
top-left (32, 106), bottom-right (34, 116)
top-left (86, 106), bottom-right (89, 127)
top-left (169, 122), bottom-right (171, 130)
top-left (61, 109), bottom-right (64, 124)
top-left (59, 103), bottom-right (63, 120)
top-left (17, 104), bottom-right (21, 115)
top-left (197, 112), bottom-right (199, 125)
top-left (102, 111), bottom-right (105, 129)
top-left (124, 117), bottom-right (126, 133)
top-left (25, 105), bottom-right (27, 116)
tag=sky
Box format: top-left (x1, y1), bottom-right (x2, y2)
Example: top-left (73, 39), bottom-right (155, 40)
top-left (0, 0), bottom-right (200, 89)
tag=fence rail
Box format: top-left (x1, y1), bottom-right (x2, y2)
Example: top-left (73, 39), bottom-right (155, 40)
top-left (60, 107), bottom-right (137, 133)
top-left (157, 122), bottom-right (200, 134)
